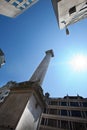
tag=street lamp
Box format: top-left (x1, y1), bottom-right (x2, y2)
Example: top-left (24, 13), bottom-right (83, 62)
top-left (61, 21), bottom-right (69, 35)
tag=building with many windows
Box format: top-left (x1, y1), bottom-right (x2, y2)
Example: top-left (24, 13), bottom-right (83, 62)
top-left (0, 0), bottom-right (39, 17)
top-left (39, 95), bottom-right (87, 130)
top-left (51, 0), bottom-right (87, 32)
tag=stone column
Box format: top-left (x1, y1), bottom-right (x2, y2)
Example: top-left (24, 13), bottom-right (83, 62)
top-left (29, 50), bottom-right (54, 86)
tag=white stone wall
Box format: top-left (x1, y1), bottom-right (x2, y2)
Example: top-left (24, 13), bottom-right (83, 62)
top-left (0, 0), bottom-right (39, 17)
top-left (16, 94), bottom-right (42, 130)
top-left (52, 0), bottom-right (87, 29)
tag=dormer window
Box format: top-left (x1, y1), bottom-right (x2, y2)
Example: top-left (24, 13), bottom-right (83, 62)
top-left (69, 6), bottom-right (76, 15)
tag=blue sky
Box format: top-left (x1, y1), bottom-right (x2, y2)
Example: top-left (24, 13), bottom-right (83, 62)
top-left (0, 0), bottom-right (87, 98)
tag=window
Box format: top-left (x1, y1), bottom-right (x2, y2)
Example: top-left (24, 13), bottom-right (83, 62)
top-left (61, 120), bottom-right (69, 129)
top-left (80, 2), bottom-right (87, 12)
top-left (49, 109), bottom-right (57, 115)
top-left (17, 0), bottom-right (23, 2)
top-left (0, 96), bottom-right (4, 100)
top-left (0, 96), bottom-right (4, 103)
top-left (48, 119), bottom-right (57, 127)
top-left (5, 0), bottom-right (10, 2)
top-left (79, 102), bottom-right (82, 106)
top-left (69, 6), bottom-right (76, 15)
top-left (12, 2), bottom-right (18, 7)
top-left (69, 121), bottom-right (73, 129)
top-left (71, 110), bottom-right (81, 117)
top-left (41, 118), bottom-right (45, 125)
top-left (57, 120), bottom-right (60, 128)
top-left (86, 111), bottom-right (87, 117)
top-left (58, 101), bottom-right (61, 106)
top-left (61, 101), bottom-right (67, 106)
top-left (82, 111), bottom-right (86, 118)
top-left (70, 102), bottom-right (79, 107)
top-left (43, 108), bottom-right (50, 114)
top-left (83, 102), bottom-right (87, 107)
top-left (61, 110), bottom-right (67, 116)
top-left (68, 111), bottom-right (71, 116)
top-left (80, 6), bottom-right (87, 11)
top-left (29, 0), bottom-right (32, 2)
top-left (41, 118), bottom-right (48, 126)
top-left (86, 123), bottom-right (87, 128)
top-left (23, 3), bottom-right (28, 7)
top-left (73, 122), bottom-right (86, 130)
top-left (19, 7), bottom-right (24, 10)
top-left (43, 108), bottom-right (46, 113)
top-left (50, 101), bottom-right (57, 105)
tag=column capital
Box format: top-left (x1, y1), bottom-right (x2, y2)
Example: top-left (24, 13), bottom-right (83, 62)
top-left (45, 49), bottom-right (54, 57)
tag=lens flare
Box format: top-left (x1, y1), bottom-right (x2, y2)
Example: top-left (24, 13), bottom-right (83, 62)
top-left (69, 54), bottom-right (87, 72)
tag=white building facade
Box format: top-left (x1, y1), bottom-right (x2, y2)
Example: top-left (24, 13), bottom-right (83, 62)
top-left (0, 0), bottom-right (39, 17)
top-left (52, 0), bottom-right (87, 29)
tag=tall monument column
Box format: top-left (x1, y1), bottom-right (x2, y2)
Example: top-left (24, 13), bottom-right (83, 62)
top-left (0, 49), bottom-right (54, 130)
top-left (29, 50), bottom-right (54, 85)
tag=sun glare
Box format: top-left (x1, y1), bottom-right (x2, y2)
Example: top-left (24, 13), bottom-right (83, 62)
top-left (69, 54), bottom-right (87, 72)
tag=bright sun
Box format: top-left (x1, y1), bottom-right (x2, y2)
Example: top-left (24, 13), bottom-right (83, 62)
top-left (69, 54), bottom-right (87, 72)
